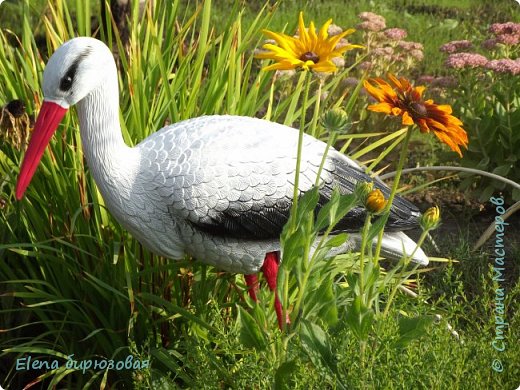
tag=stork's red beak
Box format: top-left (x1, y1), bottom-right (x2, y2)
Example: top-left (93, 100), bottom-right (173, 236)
top-left (16, 101), bottom-right (68, 200)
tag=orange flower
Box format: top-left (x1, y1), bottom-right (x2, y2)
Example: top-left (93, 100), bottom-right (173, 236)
top-left (363, 73), bottom-right (468, 157)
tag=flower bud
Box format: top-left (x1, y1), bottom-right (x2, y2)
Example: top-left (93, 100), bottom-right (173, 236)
top-left (320, 108), bottom-right (351, 133)
top-left (354, 181), bottom-right (374, 205)
top-left (420, 206), bottom-right (440, 230)
top-left (365, 188), bottom-right (388, 214)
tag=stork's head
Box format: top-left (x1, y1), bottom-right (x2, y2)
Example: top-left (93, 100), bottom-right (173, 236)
top-left (41, 37), bottom-right (114, 109)
top-left (16, 37), bottom-right (115, 199)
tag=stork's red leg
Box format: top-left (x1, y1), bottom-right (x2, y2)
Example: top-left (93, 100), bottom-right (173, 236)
top-left (244, 274), bottom-right (259, 302)
top-left (261, 251), bottom-right (285, 329)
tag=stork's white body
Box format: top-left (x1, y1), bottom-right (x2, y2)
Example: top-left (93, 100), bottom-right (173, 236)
top-left (80, 112), bottom-right (329, 274)
top-left (19, 37), bottom-right (428, 276)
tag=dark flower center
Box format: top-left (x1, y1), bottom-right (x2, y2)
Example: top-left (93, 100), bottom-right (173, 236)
top-left (409, 102), bottom-right (428, 118)
top-left (300, 51), bottom-right (320, 63)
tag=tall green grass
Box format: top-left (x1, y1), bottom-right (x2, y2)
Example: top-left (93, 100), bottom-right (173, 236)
top-left (0, 1), bottom-right (519, 389)
top-left (0, 0), bottom-right (279, 388)
top-left (0, 0), bottom-right (364, 387)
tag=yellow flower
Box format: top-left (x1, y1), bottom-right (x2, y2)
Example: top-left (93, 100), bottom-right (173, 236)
top-left (420, 206), bottom-right (440, 230)
top-left (365, 189), bottom-right (388, 213)
top-left (363, 73), bottom-right (468, 157)
top-left (256, 12), bottom-right (363, 73)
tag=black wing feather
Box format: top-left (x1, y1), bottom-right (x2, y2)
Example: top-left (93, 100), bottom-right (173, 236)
top-left (191, 157), bottom-right (420, 240)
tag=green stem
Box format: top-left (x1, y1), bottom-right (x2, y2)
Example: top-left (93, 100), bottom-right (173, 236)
top-left (382, 228), bottom-right (428, 317)
top-left (373, 128), bottom-right (413, 261)
top-left (309, 80), bottom-right (323, 138)
top-left (289, 72), bottom-right (312, 231)
top-left (314, 131), bottom-right (336, 188)
top-left (378, 166), bottom-right (520, 191)
top-left (358, 213), bottom-right (372, 305)
top-left (283, 73), bottom-right (313, 331)
top-left (292, 227), bottom-right (314, 320)
top-left (290, 74), bottom-right (335, 325)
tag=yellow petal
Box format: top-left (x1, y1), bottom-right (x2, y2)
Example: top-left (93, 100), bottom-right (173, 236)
top-left (261, 43), bottom-right (294, 58)
top-left (254, 51), bottom-right (275, 59)
top-left (311, 60), bottom-right (337, 73)
top-left (298, 12), bottom-right (310, 47)
top-left (334, 44), bottom-right (365, 54)
top-left (262, 31), bottom-right (300, 55)
top-left (308, 21), bottom-right (318, 47)
top-left (262, 60), bottom-right (302, 71)
top-left (319, 18), bottom-right (332, 41)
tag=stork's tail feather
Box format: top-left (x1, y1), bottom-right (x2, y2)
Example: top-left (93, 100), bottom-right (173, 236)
top-left (346, 231), bottom-right (429, 265)
top-left (376, 231), bottom-right (429, 265)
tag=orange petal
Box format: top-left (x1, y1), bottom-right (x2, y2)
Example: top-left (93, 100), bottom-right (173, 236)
top-left (363, 79), bottom-right (397, 102)
top-left (417, 118), bottom-right (430, 133)
top-left (391, 106), bottom-right (403, 116)
top-left (363, 80), bottom-right (386, 102)
top-left (432, 129), bottom-right (464, 157)
top-left (367, 102), bottom-right (395, 114)
top-left (402, 111), bottom-right (415, 125)
top-left (436, 104), bottom-right (453, 114)
top-left (387, 73), bottom-right (403, 90)
top-left (412, 85), bottom-right (426, 99)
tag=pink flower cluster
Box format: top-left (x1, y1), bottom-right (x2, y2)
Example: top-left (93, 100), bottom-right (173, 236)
top-left (489, 22), bottom-right (520, 35)
top-left (487, 22), bottom-right (520, 46)
top-left (481, 38), bottom-right (498, 50)
top-left (397, 41), bottom-right (423, 51)
top-left (439, 40), bottom-right (472, 54)
top-left (355, 12), bottom-right (424, 73)
top-left (444, 52), bottom-right (520, 76)
top-left (445, 52), bottom-right (489, 69)
top-left (357, 12), bottom-right (386, 32)
top-left (438, 21), bottom-right (520, 75)
top-left (373, 47), bottom-right (394, 57)
top-left (327, 24), bottom-right (344, 37)
top-left (410, 49), bottom-right (424, 61)
top-left (485, 59), bottom-right (520, 75)
top-left (384, 28), bottom-right (407, 41)
top-left (417, 75), bottom-right (458, 88)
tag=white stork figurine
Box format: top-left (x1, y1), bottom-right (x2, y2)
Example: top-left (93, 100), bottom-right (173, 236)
top-left (16, 37), bottom-right (428, 329)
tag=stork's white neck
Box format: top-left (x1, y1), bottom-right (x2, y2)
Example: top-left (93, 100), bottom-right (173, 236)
top-left (75, 72), bottom-right (138, 206)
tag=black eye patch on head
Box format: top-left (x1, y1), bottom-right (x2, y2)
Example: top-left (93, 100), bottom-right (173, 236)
top-left (59, 46), bottom-right (93, 92)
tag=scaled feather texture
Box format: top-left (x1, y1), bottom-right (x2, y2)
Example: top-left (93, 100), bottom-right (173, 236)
top-left (17, 37), bottom-right (429, 276)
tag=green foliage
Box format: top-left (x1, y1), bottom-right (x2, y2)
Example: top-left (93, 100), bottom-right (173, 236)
top-left (456, 75), bottom-right (520, 201)
top-left (395, 315), bottom-right (436, 348)
top-left (428, 23), bottom-right (520, 201)
top-left (0, 0), bottom-right (519, 389)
